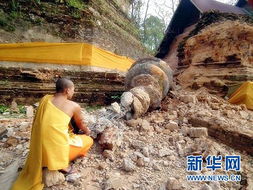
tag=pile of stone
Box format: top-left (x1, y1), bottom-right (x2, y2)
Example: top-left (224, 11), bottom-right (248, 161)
top-left (0, 87), bottom-right (252, 190)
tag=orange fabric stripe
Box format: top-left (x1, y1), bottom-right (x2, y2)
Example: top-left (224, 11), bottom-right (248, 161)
top-left (69, 135), bottom-right (93, 161)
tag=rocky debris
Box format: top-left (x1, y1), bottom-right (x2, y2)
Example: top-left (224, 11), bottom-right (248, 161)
top-left (209, 181), bottom-right (221, 190)
top-left (140, 119), bottom-right (153, 132)
top-left (159, 148), bottom-right (173, 157)
top-left (165, 121), bottom-right (178, 132)
top-left (0, 87), bottom-right (252, 190)
top-left (166, 177), bottom-right (182, 190)
top-left (0, 127), bottom-right (7, 139)
top-left (136, 156), bottom-right (151, 167)
top-left (188, 127), bottom-right (208, 138)
top-left (98, 127), bottom-right (122, 150)
top-left (4, 137), bottom-right (19, 148)
top-left (104, 172), bottom-right (127, 190)
top-left (126, 118), bottom-right (142, 128)
top-left (19, 122), bottom-right (30, 132)
top-left (179, 94), bottom-right (197, 104)
top-left (200, 183), bottom-right (212, 190)
top-left (42, 169), bottom-right (65, 187)
top-left (110, 102), bottom-right (121, 114)
top-left (65, 173), bottom-right (81, 183)
top-left (102, 150), bottom-right (114, 161)
top-left (10, 100), bottom-right (19, 113)
top-left (122, 158), bottom-right (136, 172)
top-left (142, 147), bottom-right (150, 157)
top-left (25, 106), bottom-right (34, 118)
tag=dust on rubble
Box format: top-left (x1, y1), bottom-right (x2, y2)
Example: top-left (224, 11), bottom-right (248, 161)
top-left (0, 88), bottom-right (252, 190)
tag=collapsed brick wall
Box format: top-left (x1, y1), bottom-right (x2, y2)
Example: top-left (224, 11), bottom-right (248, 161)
top-left (173, 12), bottom-right (253, 96)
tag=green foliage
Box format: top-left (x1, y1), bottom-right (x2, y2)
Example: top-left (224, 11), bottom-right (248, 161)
top-left (66, 0), bottom-right (84, 9)
top-left (70, 9), bottom-right (81, 19)
top-left (18, 105), bottom-right (26, 114)
top-left (0, 10), bottom-right (16, 31)
top-left (111, 95), bottom-right (121, 99)
top-left (10, 0), bottom-right (20, 12)
top-left (141, 15), bottom-right (166, 53)
top-left (0, 105), bottom-right (9, 114)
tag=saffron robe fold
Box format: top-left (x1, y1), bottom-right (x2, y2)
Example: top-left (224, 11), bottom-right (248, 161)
top-left (11, 95), bottom-right (75, 190)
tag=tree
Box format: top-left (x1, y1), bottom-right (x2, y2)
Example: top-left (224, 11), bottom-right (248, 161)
top-left (142, 15), bottom-right (166, 52)
top-left (154, 0), bottom-right (179, 26)
top-left (142, 0), bottom-right (151, 41)
top-left (129, 0), bottom-right (143, 27)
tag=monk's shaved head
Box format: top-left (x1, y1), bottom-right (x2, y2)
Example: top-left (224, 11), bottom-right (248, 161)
top-left (56, 78), bottom-right (74, 93)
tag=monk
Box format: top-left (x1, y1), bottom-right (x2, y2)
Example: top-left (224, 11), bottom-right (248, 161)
top-left (11, 78), bottom-right (93, 190)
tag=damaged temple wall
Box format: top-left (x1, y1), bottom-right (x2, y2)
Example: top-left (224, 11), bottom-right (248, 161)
top-left (0, 0), bottom-right (147, 59)
top-left (0, 0), bottom-right (148, 105)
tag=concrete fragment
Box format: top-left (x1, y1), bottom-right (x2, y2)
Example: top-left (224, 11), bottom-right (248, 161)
top-left (126, 118), bottom-right (142, 128)
top-left (136, 157), bottom-right (150, 167)
top-left (158, 148), bottom-right (173, 157)
top-left (6, 128), bottom-right (14, 137)
top-left (188, 127), bottom-right (208, 138)
top-left (10, 100), bottom-right (19, 113)
top-left (104, 172), bottom-right (127, 190)
top-left (166, 177), bottom-right (181, 190)
top-left (19, 122), bottom-right (30, 132)
top-left (239, 111), bottom-right (248, 119)
top-left (122, 158), bottom-right (136, 172)
top-left (165, 121), bottom-right (178, 131)
top-left (99, 127), bottom-right (121, 150)
top-left (136, 157), bottom-right (145, 167)
top-left (5, 137), bottom-right (19, 147)
top-left (120, 91), bottom-right (134, 108)
top-left (42, 168), bottom-right (65, 187)
top-left (209, 181), bottom-right (221, 190)
top-left (142, 147), bottom-right (150, 157)
top-left (110, 102), bottom-right (121, 114)
top-left (131, 140), bottom-right (146, 149)
top-left (181, 126), bottom-right (189, 136)
top-left (65, 173), bottom-right (81, 183)
top-left (200, 183), bottom-right (212, 190)
top-left (0, 127), bottom-right (8, 139)
top-left (25, 106), bottom-right (34, 118)
top-left (102, 150), bottom-right (114, 161)
top-left (153, 162), bottom-right (161, 171)
top-left (140, 120), bottom-right (153, 132)
top-left (180, 94), bottom-right (197, 104)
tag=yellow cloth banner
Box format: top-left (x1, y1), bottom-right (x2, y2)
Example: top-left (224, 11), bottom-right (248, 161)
top-left (228, 81), bottom-right (253, 110)
top-left (11, 95), bottom-right (71, 190)
top-left (0, 42), bottom-right (134, 71)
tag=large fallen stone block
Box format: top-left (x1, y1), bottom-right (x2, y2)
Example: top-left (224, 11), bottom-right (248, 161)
top-left (122, 58), bottom-right (174, 119)
top-left (98, 127), bottom-right (122, 150)
top-left (188, 127), bottom-right (208, 138)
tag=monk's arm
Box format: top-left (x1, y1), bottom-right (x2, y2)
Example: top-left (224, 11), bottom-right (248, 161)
top-left (73, 105), bottom-right (90, 135)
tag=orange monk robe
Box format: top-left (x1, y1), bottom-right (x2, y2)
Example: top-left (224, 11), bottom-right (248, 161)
top-left (11, 95), bottom-right (93, 190)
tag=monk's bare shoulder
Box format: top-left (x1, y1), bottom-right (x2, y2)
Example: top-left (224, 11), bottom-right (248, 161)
top-left (66, 100), bottom-right (80, 111)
